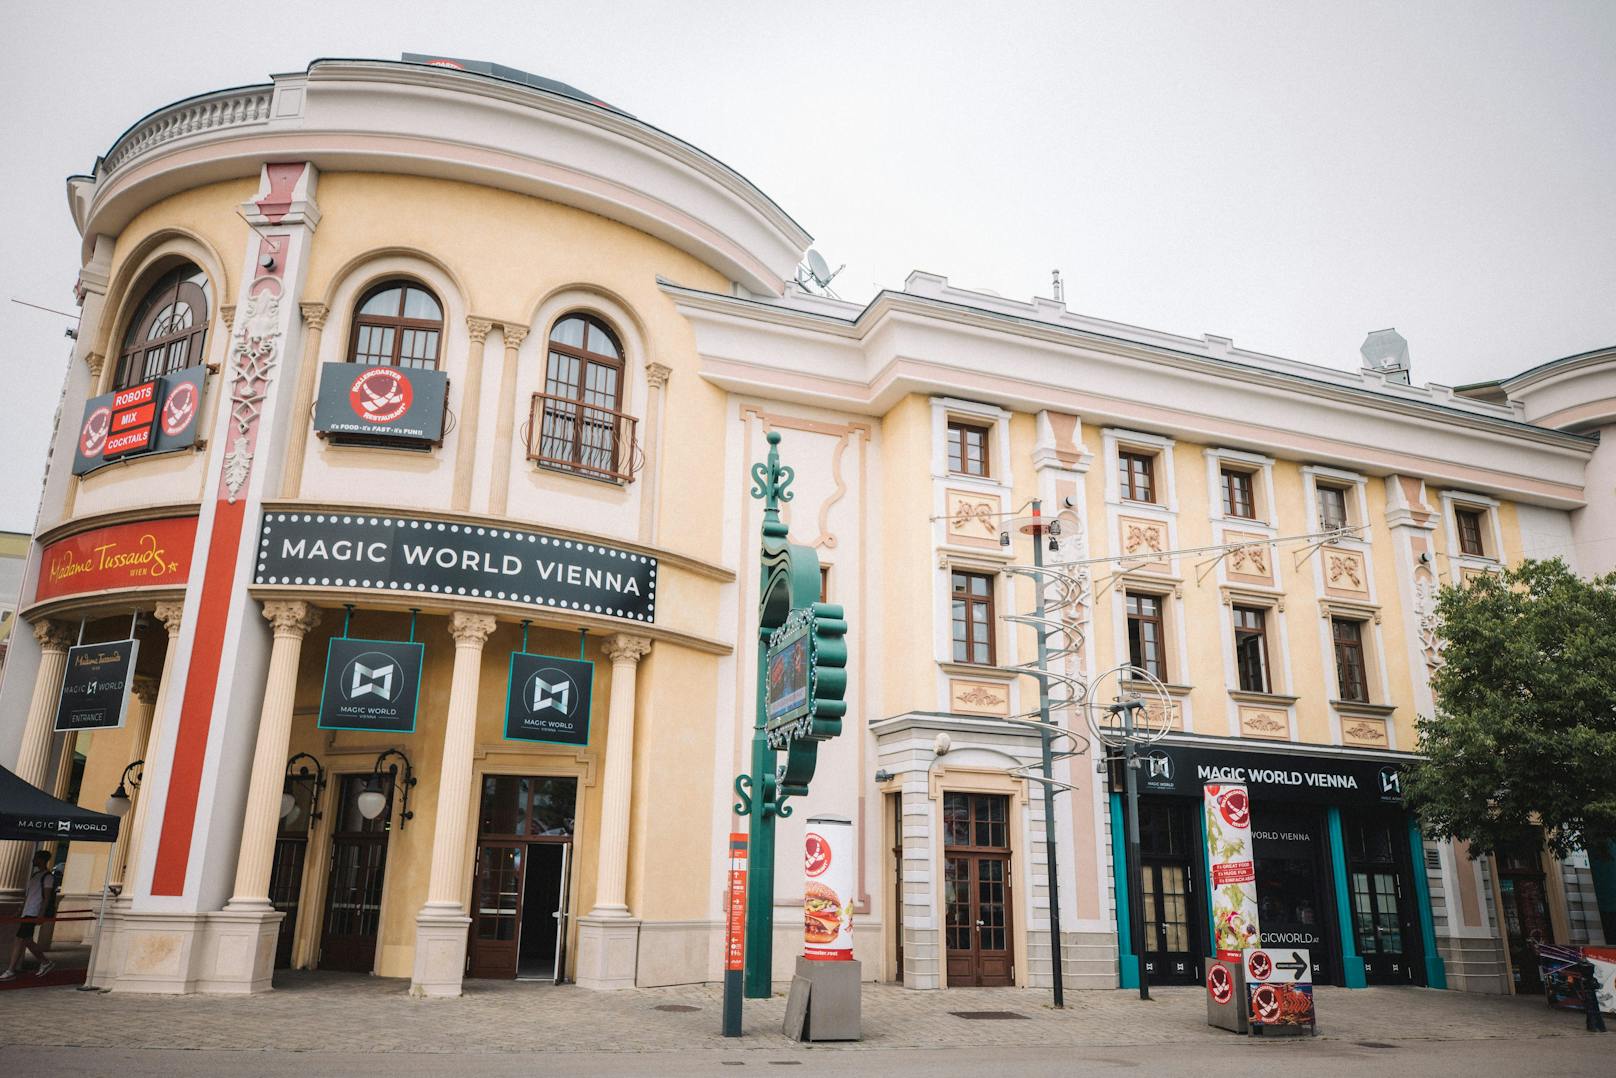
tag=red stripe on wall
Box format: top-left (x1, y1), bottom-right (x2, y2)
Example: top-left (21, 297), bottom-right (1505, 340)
top-left (150, 498), bottom-right (246, 895)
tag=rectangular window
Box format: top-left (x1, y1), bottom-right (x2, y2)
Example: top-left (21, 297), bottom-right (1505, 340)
top-left (819, 565), bottom-right (830, 603)
top-left (1456, 508), bottom-right (1486, 557)
top-left (1222, 468), bottom-right (1256, 519)
top-left (947, 421), bottom-right (991, 477)
top-left (1125, 592), bottom-right (1166, 680)
top-left (1318, 486), bottom-right (1349, 531)
top-left (951, 570), bottom-right (995, 665)
top-left (1332, 618), bottom-right (1370, 702)
top-left (1233, 605), bottom-right (1270, 693)
top-left (1119, 451), bottom-right (1156, 503)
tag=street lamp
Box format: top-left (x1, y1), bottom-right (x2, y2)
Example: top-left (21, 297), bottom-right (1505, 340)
top-left (357, 749), bottom-right (415, 828)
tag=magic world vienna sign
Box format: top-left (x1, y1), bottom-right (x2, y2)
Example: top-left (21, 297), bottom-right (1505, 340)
top-left (254, 511), bottom-right (657, 622)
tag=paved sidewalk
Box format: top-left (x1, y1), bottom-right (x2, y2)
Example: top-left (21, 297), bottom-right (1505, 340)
top-left (0, 973), bottom-right (1600, 1055)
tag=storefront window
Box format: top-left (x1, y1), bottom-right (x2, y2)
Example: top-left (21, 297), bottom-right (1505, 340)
top-left (480, 775), bottom-right (578, 838)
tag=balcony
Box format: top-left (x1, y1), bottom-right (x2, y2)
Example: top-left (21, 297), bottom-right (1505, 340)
top-left (526, 391), bottom-right (642, 484)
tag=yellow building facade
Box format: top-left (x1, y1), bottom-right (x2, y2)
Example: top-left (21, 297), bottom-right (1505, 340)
top-left (0, 57), bottom-right (1609, 999)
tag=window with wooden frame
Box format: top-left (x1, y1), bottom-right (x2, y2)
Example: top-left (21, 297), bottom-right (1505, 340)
top-left (533, 313), bottom-right (637, 482)
top-left (1317, 485), bottom-right (1350, 532)
top-left (951, 570), bottom-right (996, 665)
top-left (1221, 468), bottom-right (1257, 519)
top-left (1331, 618), bottom-right (1370, 703)
top-left (1232, 605), bottom-right (1270, 693)
top-left (1118, 451), bottom-right (1157, 503)
top-left (1455, 507), bottom-right (1487, 557)
top-left (114, 261), bottom-right (211, 389)
top-left (347, 281), bottom-right (443, 369)
top-left (1125, 591), bottom-right (1166, 680)
top-left (947, 420), bottom-right (991, 477)
top-left (819, 565), bottom-right (831, 603)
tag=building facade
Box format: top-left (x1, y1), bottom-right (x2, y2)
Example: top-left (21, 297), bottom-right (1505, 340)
top-left (0, 58), bottom-right (1609, 998)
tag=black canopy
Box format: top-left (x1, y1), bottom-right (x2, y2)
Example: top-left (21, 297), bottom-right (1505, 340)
top-left (0, 765), bottom-right (119, 843)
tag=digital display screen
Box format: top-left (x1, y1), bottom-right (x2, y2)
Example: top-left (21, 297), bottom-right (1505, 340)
top-left (766, 630), bottom-right (809, 726)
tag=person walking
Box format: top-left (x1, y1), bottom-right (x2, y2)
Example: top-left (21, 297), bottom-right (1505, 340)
top-left (0, 850), bottom-right (59, 980)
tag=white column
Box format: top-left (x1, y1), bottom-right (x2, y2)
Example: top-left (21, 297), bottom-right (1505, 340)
top-left (411, 611), bottom-right (497, 998)
top-left (226, 601), bottom-right (319, 909)
top-left (575, 633), bottom-right (651, 990)
top-left (117, 600), bottom-right (183, 903)
top-left (487, 324), bottom-right (528, 516)
top-left (0, 621), bottom-right (74, 892)
top-left (452, 317), bottom-right (495, 511)
top-left (107, 676), bottom-right (159, 893)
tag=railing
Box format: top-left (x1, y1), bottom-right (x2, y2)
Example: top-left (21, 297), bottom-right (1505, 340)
top-left (526, 390), bottom-right (642, 483)
top-left (100, 87), bottom-right (275, 177)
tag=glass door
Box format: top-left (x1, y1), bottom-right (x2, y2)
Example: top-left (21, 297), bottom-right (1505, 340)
top-left (1138, 800), bottom-right (1199, 984)
top-left (1345, 813), bottom-right (1416, 984)
top-left (319, 775), bottom-right (391, 973)
top-left (943, 792), bottom-right (1014, 986)
top-left (468, 775), bottom-right (578, 981)
top-left (269, 775), bottom-right (317, 970)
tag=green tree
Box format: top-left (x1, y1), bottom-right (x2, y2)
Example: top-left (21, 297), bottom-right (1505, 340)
top-left (1405, 558), bottom-right (1616, 858)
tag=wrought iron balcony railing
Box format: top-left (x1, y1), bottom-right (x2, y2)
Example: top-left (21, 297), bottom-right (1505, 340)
top-left (526, 390), bottom-right (642, 483)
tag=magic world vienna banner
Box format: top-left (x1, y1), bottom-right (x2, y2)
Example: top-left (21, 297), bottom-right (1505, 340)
top-left (254, 511), bottom-right (657, 622)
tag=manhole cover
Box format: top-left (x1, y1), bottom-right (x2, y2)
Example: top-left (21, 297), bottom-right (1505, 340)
top-left (1354, 1042), bottom-right (1398, 1050)
top-left (950, 1010), bottom-right (1029, 1020)
top-left (654, 1004), bottom-right (701, 1013)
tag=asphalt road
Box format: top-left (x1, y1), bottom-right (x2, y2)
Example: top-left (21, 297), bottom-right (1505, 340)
top-left (7, 1037), bottom-right (1607, 1078)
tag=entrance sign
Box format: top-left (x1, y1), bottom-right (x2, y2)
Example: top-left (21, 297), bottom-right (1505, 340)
top-left (255, 511), bottom-right (657, 623)
top-left (72, 367), bottom-right (208, 475)
top-left (313, 362), bottom-right (449, 445)
top-left (1245, 947), bottom-right (1316, 1034)
top-left (802, 816), bottom-right (854, 961)
top-left (53, 640), bottom-right (139, 732)
top-left (504, 653), bottom-right (593, 745)
top-left (34, 516), bottom-right (197, 603)
top-left (318, 637), bottom-right (424, 732)
top-left (1205, 782), bottom-right (1261, 961)
top-left (1130, 743), bottom-right (1403, 805)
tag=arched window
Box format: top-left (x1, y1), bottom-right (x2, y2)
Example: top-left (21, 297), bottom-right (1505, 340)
top-left (114, 261), bottom-right (211, 389)
top-left (534, 314), bottom-right (631, 481)
top-left (347, 281), bottom-right (443, 369)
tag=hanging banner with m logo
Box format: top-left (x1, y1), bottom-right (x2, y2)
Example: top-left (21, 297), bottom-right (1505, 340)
top-left (318, 637), bottom-right (424, 732)
top-left (504, 653), bottom-right (593, 745)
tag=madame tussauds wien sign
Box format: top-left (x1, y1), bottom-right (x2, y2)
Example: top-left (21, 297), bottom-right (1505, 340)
top-left (254, 511), bottom-right (657, 622)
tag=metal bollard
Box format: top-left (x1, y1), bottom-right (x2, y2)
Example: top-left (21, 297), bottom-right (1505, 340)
top-left (1578, 960), bottom-right (1606, 1034)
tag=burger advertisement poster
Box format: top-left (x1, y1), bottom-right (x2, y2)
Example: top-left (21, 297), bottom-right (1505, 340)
top-left (313, 362), bottom-right (448, 445)
top-left (802, 816), bottom-right (854, 961)
top-left (1204, 782), bottom-right (1261, 962)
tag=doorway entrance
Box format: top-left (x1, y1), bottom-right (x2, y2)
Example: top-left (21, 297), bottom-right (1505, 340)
top-left (943, 792), bottom-right (1013, 987)
top-left (468, 775), bottom-right (577, 981)
top-left (319, 774), bottom-right (392, 973)
top-left (269, 775), bottom-right (318, 969)
top-left (1497, 831), bottom-right (1552, 995)
top-left (1138, 799), bottom-right (1200, 985)
top-left (1345, 811), bottom-right (1418, 984)
top-left (1251, 806), bottom-right (1333, 984)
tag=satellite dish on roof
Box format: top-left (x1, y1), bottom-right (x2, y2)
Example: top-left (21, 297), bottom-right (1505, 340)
top-left (796, 249), bottom-right (845, 297)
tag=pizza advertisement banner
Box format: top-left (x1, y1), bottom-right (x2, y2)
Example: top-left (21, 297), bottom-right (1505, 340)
top-left (34, 516), bottom-right (198, 603)
top-left (802, 814), bottom-right (854, 961)
top-left (1204, 782), bottom-right (1261, 961)
top-left (313, 362), bottom-right (448, 445)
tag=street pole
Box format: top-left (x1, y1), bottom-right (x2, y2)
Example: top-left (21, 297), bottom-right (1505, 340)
top-left (1122, 700), bottom-right (1149, 1001)
top-left (743, 620), bottom-right (777, 1000)
top-left (1030, 500), bottom-right (1066, 1009)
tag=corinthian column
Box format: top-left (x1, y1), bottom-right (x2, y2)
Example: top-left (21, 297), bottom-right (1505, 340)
top-left (487, 323), bottom-right (529, 516)
top-left (226, 601), bottom-right (319, 909)
top-left (278, 303), bottom-right (330, 498)
top-left (453, 317), bottom-right (495, 511)
top-left (411, 611), bottom-right (497, 998)
top-left (0, 621), bottom-right (75, 892)
top-left (590, 634), bottom-right (653, 916)
top-left (117, 600), bottom-right (183, 902)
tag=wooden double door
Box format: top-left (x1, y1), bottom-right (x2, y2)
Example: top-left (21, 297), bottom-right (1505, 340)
top-left (943, 792), bottom-right (1014, 987)
top-left (468, 775), bottom-right (578, 981)
top-left (320, 775), bottom-right (393, 973)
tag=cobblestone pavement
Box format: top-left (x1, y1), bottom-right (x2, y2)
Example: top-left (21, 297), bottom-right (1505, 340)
top-left (0, 973), bottom-right (1600, 1056)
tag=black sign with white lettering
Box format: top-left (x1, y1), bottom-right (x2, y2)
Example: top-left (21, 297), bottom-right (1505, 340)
top-left (504, 653), bottom-right (593, 745)
top-left (73, 367), bottom-right (208, 475)
top-left (255, 511), bottom-right (657, 623)
top-left (54, 640), bottom-right (139, 732)
top-left (1114, 744), bottom-right (1403, 805)
top-left (313, 363), bottom-right (448, 445)
top-left (318, 637), bottom-right (425, 733)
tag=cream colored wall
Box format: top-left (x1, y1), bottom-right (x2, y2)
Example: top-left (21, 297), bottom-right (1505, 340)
top-left (879, 396), bottom-right (936, 718)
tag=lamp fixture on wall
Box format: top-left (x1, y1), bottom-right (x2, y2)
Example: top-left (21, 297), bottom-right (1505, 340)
top-left (357, 748), bottom-right (416, 828)
top-left (280, 752), bottom-right (327, 826)
top-left (105, 760), bottom-right (142, 818)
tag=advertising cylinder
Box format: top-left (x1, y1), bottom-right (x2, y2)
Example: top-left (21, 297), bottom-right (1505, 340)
top-left (802, 815), bottom-right (854, 961)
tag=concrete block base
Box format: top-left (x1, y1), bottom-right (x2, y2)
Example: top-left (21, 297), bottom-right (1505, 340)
top-left (106, 909), bottom-right (280, 994)
top-left (575, 915), bottom-right (640, 989)
top-left (785, 956), bottom-right (862, 1041)
top-left (410, 904), bottom-right (472, 998)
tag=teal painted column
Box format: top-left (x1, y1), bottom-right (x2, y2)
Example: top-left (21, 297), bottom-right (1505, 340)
top-left (1109, 793), bottom-right (1138, 989)
top-left (1326, 807), bottom-right (1368, 988)
top-left (1196, 799), bottom-right (1215, 961)
top-left (1406, 817), bottom-right (1448, 989)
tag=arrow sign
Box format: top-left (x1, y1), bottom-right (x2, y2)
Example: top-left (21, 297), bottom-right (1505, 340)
top-left (1275, 952), bottom-right (1309, 980)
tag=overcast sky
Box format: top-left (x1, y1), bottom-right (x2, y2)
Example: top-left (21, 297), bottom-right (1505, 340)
top-left (3, 1), bottom-right (1613, 532)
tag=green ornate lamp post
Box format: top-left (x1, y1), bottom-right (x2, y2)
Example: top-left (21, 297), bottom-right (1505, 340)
top-left (731, 431), bottom-right (848, 1002)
